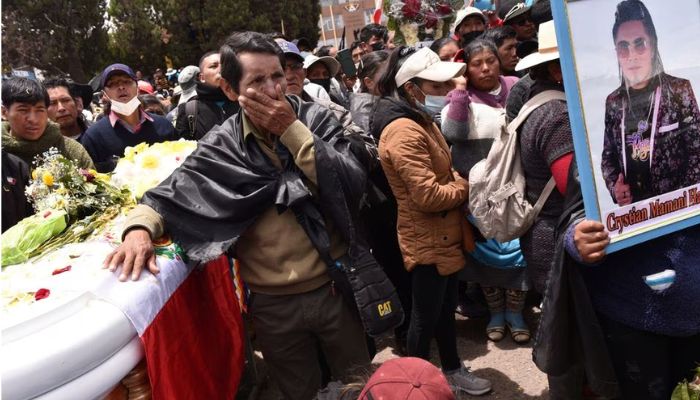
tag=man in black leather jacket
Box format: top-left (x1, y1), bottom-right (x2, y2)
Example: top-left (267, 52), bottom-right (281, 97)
top-left (174, 51), bottom-right (239, 140)
top-left (105, 32), bottom-right (379, 400)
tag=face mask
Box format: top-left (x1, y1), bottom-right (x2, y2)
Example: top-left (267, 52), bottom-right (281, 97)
top-left (370, 41), bottom-right (385, 51)
top-left (108, 95), bottom-right (140, 116)
top-left (310, 78), bottom-right (331, 93)
top-left (417, 95), bottom-right (447, 116)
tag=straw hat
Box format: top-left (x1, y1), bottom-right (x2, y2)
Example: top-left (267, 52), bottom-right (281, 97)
top-left (515, 20), bottom-right (559, 71)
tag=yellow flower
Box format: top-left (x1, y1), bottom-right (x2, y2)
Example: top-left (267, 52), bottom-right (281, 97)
top-left (32, 169), bottom-right (38, 180)
top-left (140, 154), bottom-right (159, 170)
top-left (42, 172), bottom-right (54, 186)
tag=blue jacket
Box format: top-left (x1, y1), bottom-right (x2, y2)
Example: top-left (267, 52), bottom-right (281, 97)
top-left (82, 111), bottom-right (178, 172)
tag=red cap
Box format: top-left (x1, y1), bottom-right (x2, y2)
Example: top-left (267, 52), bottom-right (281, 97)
top-left (358, 358), bottom-right (455, 400)
top-left (138, 80), bottom-right (154, 95)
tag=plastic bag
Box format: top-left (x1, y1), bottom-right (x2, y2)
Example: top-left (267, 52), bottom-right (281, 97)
top-left (1, 210), bottom-right (67, 266)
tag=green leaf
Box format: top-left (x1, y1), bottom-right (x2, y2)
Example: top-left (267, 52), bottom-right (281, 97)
top-left (2, 210), bottom-right (67, 267)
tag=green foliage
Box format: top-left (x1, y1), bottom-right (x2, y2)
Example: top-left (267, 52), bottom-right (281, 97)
top-left (108, 0), bottom-right (321, 74)
top-left (3, 0), bottom-right (321, 80)
top-left (2, 0), bottom-right (110, 81)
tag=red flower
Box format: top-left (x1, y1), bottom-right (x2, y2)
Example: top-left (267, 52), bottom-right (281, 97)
top-left (425, 11), bottom-right (438, 29)
top-left (35, 288), bottom-right (51, 301)
top-left (402, 0), bottom-right (421, 19)
top-left (79, 168), bottom-right (95, 182)
top-left (437, 3), bottom-right (452, 16)
top-left (52, 265), bottom-right (72, 275)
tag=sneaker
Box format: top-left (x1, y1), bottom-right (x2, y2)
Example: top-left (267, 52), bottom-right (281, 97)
top-left (445, 366), bottom-right (492, 396)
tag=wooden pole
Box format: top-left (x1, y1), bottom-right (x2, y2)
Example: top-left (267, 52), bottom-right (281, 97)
top-left (329, 5), bottom-right (338, 48)
top-left (320, 13), bottom-right (327, 43)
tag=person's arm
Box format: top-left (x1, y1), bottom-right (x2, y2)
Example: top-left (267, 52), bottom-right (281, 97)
top-left (103, 204), bottom-right (163, 281)
top-left (384, 122), bottom-right (468, 212)
top-left (279, 120), bottom-right (318, 185)
top-left (601, 98), bottom-right (625, 203)
top-left (550, 152), bottom-right (573, 195)
top-left (440, 89), bottom-right (471, 145)
top-left (566, 219), bottom-right (610, 265)
top-left (679, 80), bottom-right (700, 186)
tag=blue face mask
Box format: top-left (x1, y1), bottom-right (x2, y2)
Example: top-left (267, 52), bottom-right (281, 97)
top-left (417, 94), bottom-right (447, 115)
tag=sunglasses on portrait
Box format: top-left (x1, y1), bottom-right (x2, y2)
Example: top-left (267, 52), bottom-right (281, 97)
top-left (615, 38), bottom-right (649, 58)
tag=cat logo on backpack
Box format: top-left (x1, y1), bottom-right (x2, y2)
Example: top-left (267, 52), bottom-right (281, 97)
top-left (377, 301), bottom-right (393, 317)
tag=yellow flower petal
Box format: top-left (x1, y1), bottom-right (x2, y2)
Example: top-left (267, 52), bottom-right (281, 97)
top-left (42, 172), bottom-right (54, 186)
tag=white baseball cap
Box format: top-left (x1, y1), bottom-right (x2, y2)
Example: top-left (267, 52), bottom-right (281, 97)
top-left (395, 48), bottom-right (466, 87)
top-left (303, 55), bottom-right (340, 77)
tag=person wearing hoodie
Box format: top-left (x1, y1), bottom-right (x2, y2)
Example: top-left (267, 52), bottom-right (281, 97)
top-left (372, 46), bottom-right (492, 396)
top-left (1, 77), bottom-right (94, 170)
top-left (174, 51), bottom-right (240, 140)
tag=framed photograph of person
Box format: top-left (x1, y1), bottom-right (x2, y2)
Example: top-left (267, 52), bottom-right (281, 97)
top-left (551, 0), bottom-right (700, 252)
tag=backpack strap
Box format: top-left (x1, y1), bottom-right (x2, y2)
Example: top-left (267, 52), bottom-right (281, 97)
top-left (531, 177), bottom-right (557, 220)
top-left (507, 90), bottom-right (567, 133)
top-left (185, 100), bottom-right (198, 139)
top-left (512, 90), bottom-right (566, 221)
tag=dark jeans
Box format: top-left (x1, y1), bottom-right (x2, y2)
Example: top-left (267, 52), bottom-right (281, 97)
top-left (599, 314), bottom-right (700, 400)
top-left (407, 265), bottom-right (461, 371)
top-left (250, 282), bottom-right (369, 400)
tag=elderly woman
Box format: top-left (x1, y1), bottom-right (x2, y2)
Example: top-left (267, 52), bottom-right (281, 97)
top-left (372, 46), bottom-right (492, 396)
top-left (441, 39), bottom-right (529, 344)
top-left (602, 0), bottom-right (700, 205)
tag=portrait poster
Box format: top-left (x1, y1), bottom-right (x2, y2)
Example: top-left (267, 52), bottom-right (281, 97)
top-left (551, 0), bottom-right (700, 252)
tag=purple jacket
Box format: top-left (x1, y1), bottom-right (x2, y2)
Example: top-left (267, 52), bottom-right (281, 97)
top-left (601, 73), bottom-right (700, 202)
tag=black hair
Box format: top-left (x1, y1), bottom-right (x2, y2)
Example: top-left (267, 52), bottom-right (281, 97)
top-left (295, 37), bottom-right (312, 51)
top-left (429, 38), bottom-right (458, 55)
top-left (480, 26), bottom-right (517, 49)
top-left (43, 77), bottom-right (80, 100)
top-left (463, 39), bottom-right (499, 64)
top-left (612, 0), bottom-right (664, 86)
top-left (2, 77), bottom-right (49, 108)
top-left (267, 32), bottom-right (287, 41)
top-left (376, 46), bottom-right (427, 100)
top-left (529, 59), bottom-right (561, 84)
top-left (219, 31), bottom-right (285, 93)
top-left (360, 23), bottom-right (388, 44)
top-left (198, 51), bottom-right (219, 70)
top-left (358, 50), bottom-right (389, 92)
top-left (138, 94), bottom-right (166, 115)
top-left (350, 41), bottom-right (362, 52)
top-left (316, 45), bottom-right (333, 57)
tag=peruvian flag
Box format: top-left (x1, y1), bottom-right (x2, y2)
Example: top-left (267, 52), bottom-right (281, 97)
top-left (140, 256), bottom-right (244, 399)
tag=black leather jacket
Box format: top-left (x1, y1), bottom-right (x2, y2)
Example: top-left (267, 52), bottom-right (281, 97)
top-left (142, 95), bottom-right (373, 263)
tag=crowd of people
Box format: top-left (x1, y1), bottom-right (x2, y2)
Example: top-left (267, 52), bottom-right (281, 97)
top-left (2, 0), bottom-right (699, 399)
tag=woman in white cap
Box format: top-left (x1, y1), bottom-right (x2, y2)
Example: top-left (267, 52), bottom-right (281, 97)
top-left (370, 46), bottom-right (492, 396)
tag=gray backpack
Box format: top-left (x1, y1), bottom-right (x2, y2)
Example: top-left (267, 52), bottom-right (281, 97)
top-left (468, 90), bottom-right (566, 242)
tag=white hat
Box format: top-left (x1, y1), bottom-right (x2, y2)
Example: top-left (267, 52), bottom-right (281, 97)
top-left (303, 55), bottom-right (341, 77)
top-left (452, 7), bottom-right (487, 33)
top-left (515, 20), bottom-right (559, 71)
top-left (395, 48), bottom-right (466, 87)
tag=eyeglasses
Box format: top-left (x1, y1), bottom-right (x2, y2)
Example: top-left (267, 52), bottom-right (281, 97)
top-left (284, 62), bottom-right (304, 72)
top-left (615, 38), bottom-right (649, 58)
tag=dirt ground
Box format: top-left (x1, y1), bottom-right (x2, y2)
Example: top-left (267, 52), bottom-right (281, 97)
top-left (245, 306), bottom-right (549, 399)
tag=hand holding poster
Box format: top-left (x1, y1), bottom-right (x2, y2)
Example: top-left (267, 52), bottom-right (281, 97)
top-left (552, 0), bottom-right (700, 252)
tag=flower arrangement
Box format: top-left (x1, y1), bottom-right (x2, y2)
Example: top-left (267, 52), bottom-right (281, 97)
top-left (111, 139), bottom-right (198, 199)
top-left (2, 149), bottom-right (132, 266)
top-left (25, 149), bottom-right (129, 222)
top-left (385, 0), bottom-right (462, 45)
top-left (672, 365), bottom-right (700, 400)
